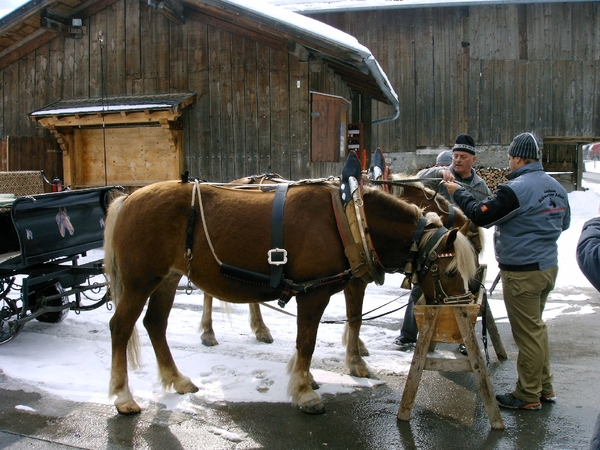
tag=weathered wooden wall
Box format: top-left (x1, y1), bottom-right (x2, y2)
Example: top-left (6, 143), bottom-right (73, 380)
top-left (0, 0), bottom-right (352, 182)
top-left (315, 2), bottom-right (600, 151)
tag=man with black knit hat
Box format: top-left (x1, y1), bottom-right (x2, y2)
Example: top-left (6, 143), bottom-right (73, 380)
top-left (445, 132), bottom-right (571, 411)
top-left (394, 134), bottom-right (490, 347)
top-left (415, 134), bottom-right (490, 203)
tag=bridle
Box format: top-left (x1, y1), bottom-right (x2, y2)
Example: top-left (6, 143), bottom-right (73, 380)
top-left (404, 217), bottom-right (475, 305)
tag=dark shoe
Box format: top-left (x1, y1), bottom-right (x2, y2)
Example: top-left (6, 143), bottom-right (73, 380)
top-left (496, 393), bottom-right (541, 410)
top-left (394, 335), bottom-right (416, 346)
top-left (540, 393), bottom-right (557, 403)
top-left (458, 344), bottom-right (468, 355)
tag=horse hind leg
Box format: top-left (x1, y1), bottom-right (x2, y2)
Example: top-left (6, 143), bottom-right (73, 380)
top-left (144, 272), bottom-right (199, 395)
top-left (200, 294), bottom-right (219, 346)
top-left (249, 303), bottom-right (273, 343)
top-left (109, 287), bottom-right (150, 415)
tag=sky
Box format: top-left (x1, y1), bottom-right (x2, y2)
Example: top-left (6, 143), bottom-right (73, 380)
top-left (1, 163), bottom-right (599, 445)
top-left (0, 0), bottom-right (26, 18)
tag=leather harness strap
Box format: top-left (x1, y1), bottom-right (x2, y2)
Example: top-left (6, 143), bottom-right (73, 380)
top-left (269, 183), bottom-right (289, 289)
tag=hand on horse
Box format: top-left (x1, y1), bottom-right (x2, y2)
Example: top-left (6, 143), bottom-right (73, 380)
top-left (443, 180), bottom-right (461, 195)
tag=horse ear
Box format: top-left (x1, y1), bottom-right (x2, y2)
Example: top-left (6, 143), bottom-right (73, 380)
top-left (459, 220), bottom-right (471, 236)
top-left (445, 227), bottom-right (459, 248)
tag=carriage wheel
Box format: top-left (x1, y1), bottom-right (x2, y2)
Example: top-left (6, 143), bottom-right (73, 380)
top-left (0, 280), bottom-right (24, 344)
top-left (32, 282), bottom-right (69, 324)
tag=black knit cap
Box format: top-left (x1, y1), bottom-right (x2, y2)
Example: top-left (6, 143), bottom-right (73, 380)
top-left (452, 134), bottom-right (476, 155)
top-left (508, 132), bottom-right (542, 160)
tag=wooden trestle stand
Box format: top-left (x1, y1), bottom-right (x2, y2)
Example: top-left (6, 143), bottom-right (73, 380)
top-left (397, 265), bottom-right (506, 430)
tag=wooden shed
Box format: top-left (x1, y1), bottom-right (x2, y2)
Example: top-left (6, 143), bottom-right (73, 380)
top-left (0, 0), bottom-right (399, 188)
top-left (272, 0), bottom-right (600, 188)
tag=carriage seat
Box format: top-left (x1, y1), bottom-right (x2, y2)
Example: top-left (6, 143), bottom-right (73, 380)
top-left (0, 170), bottom-right (46, 198)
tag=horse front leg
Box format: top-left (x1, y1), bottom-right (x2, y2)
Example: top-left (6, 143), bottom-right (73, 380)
top-left (144, 272), bottom-right (198, 395)
top-left (109, 288), bottom-right (149, 415)
top-left (343, 278), bottom-right (370, 378)
top-left (287, 291), bottom-right (330, 414)
top-left (249, 303), bottom-right (273, 343)
top-left (200, 293), bottom-right (219, 346)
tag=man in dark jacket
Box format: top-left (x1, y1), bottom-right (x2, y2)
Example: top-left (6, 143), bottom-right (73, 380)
top-left (576, 214), bottom-right (600, 449)
top-left (445, 132), bottom-right (571, 410)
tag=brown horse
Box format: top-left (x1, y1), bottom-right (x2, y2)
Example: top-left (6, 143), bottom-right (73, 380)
top-left (200, 175), bottom-right (484, 378)
top-left (104, 179), bottom-right (478, 415)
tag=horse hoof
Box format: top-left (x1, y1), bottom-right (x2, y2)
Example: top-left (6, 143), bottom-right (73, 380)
top-left (255, 332), bottom-right (274, 344)
top-left (175, 380), bottom-right (199, 395)
top-left (300, 399), bottom-right (325, 415)
top-left (201, 335), bottom-right (219, 346)
top-left (115, 403), bottom-right (141, 415)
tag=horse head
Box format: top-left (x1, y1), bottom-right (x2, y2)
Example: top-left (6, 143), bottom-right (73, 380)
top-left (363, 188), bottom-right (479, 305)
top-left (56, 207), bottom-right (75, 237)
top-left (387, 173), bottom-right (485, 254)
top-left (414, 219), bottom-right (479, 305)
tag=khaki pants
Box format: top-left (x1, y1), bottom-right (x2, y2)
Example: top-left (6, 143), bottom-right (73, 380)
top-left (501, 266), bottom-right (558, 403)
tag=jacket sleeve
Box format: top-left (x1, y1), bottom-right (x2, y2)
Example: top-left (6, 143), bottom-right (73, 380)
top-left (452, 184), bottom-right (520, 228)
top-left (576, 217), bottom-right (600, 292)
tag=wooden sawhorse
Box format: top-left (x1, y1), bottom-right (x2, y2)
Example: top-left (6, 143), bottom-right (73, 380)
top-left (397, 269), bottom-right (506, 430)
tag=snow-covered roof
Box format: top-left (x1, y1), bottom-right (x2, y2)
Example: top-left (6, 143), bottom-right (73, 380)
top-left (29, 93), bottom-right (196, 118)
top-left (267, 0), bottom-right (592, 13)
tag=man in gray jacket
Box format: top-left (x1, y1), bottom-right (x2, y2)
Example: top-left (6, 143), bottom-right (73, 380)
top-left (445, 132), bottom-right (571, 410)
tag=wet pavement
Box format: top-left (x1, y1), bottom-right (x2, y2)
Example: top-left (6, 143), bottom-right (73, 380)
top-left (1, 285), bottom-right (599, 449)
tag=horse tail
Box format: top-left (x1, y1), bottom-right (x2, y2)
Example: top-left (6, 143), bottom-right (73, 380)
top-left (104, 194), bottom-right (142, 370)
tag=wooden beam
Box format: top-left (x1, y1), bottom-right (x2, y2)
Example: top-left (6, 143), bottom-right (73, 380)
top-left (0, 28), bottom-right (55, 71)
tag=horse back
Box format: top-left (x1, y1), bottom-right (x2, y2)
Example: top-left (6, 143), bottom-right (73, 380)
top-left (108, 181), bottom-right (349, 301)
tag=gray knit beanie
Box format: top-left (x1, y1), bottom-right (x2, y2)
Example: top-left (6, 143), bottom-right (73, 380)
top-left (436, 150), bottom-right (453, 165)
top-left (508, 132), bottom-right (542, 160)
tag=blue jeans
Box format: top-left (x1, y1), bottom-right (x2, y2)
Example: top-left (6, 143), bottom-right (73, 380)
top-left (399, 286), bottom-right (421, 340)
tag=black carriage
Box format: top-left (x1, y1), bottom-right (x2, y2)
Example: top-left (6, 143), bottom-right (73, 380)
top-left (0, 185), bottom-right (122, 344)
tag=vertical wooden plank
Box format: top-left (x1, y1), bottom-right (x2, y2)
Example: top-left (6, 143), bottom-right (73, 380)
top-left (47, 38), bottom-right (64, 105)
top-left (396, 9), bottom-right (416, 152)
top-left (243, 38), bottom-right (259, 176)
top-left (125, 0), bottom-right (141, 94)
top-left (170, 20), bottom-right (187, 92)
top-left (105, 0), bottom-right (126, 95)
top-left (88, 11), bottom-right (106, 98)
top-left (140, 3), bottom-right (157, 92)
top-left (73, 11), bottom-right (91, 98)
top-left (207, 25), bottom-right (222, 181)
top-left (20, 53), bottom-right (36, 136)
top-left (230, 33), bottom-right (246, 179)
top-left (3, 63), bottom-right (19, 138)
top-left (289, 58), bottom-right (309, 180)
top-left (269, 48), bottom-right (290, 178)
top-left (256, 42), bottom-right (271, 174)
top-left (414, 9), bottom-right (434, 148)
top-left (34, 44), bottom-right (50, 137)
top-left (478, 59), bottom-right (493, 144)
top-left (186, 21), bottom-right (209, 178)
top-left (218, 29), bottom-right (233, 182)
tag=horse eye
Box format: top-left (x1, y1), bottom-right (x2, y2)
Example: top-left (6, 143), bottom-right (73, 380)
top-left (444, 268), bottom-right (457, 278)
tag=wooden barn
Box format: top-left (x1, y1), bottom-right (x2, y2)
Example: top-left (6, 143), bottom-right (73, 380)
top-left (0, 0), bottom-right (399, 188)
top-left (272, 0), bottom-right (600, 189)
